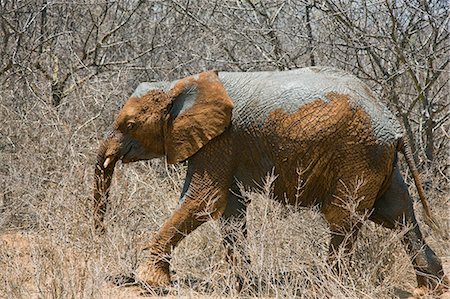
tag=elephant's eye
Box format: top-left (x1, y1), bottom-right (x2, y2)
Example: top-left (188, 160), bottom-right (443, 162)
top-left (127, 121), bottom-right (136, 131)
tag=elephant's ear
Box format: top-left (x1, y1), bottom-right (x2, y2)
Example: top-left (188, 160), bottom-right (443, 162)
top-left (164, 70), bottom-right (234, 164)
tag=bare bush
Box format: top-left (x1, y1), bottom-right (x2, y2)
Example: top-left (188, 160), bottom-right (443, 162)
top-left (1, 0), bottom-right (448, 298)
top-left (2, 170), bottom-right (446, 298)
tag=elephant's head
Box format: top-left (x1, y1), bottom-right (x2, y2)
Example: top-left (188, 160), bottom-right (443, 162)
top-left (93, 71), bottom-right (234, 232)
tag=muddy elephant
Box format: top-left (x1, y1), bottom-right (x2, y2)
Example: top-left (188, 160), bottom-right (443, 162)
top-left (93, 67), bottom-right (448, 293)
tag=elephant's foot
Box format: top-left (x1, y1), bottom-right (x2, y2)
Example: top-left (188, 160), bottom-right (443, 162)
top-left (136, 259), bottom-right (171, 288)
top-left (412, 288), bottom-right (450, 299)
top-left (412, 274), bottom-right (450, 298)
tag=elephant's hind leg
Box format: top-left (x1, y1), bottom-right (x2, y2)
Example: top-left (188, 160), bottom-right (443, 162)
top-left (369, 166), bottom-right (449, 293)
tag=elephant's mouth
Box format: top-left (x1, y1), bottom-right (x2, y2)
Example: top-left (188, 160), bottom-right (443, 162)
top-left (103, 138), bottom-right (135, 168)
top-left (103, 151), bottom-right (131, 168)
top-left (120, 139), bottom-right (161, 164)
top-left (121, 148), bottom-right (134, 164)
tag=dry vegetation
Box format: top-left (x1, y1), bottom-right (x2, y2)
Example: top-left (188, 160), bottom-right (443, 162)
top-left (0, 1), bottom-right (449, 298)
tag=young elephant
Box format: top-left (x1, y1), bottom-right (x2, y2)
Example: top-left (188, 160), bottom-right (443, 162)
top-left (94, 67), bottom-right (448, 293)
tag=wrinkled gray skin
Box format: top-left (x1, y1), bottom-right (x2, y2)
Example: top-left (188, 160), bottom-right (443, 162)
top-left (95, 67), bottom-right (447, 291)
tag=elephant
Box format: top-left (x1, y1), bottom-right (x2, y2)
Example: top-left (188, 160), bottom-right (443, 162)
top-left (93, 67), bottom-right (448, 293)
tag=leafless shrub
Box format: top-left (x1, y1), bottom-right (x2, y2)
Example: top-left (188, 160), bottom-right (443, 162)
top-left (1, 1), bottom-right (448, 298)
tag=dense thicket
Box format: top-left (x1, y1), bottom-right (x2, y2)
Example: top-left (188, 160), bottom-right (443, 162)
top-left (0, 2), bottom-right (448, 298)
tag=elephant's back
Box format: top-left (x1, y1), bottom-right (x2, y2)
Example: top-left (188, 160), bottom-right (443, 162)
top-left (219, 67), bottom-right (402, 145)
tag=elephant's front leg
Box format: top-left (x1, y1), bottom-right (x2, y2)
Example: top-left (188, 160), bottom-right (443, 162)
top-left (220, 188), bottom-right (249, 291)
top-left (137, 170), bottom-right (230, 287)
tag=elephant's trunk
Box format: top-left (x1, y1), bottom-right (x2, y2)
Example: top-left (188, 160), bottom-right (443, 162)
top-left (93, 137), bottom-right (119, 233)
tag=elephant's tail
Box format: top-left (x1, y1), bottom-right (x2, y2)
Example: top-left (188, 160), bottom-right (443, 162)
top-left (397, 138), bottom-right (441, 234)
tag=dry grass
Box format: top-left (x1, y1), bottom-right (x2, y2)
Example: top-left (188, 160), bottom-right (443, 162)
top-left (1, 77), bottom-right (449, 299)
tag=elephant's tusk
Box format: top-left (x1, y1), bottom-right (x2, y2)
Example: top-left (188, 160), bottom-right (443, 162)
top-left (103, 157), bottom-right (112, 168)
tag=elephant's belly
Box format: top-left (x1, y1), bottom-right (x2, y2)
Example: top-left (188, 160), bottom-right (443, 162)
top-left (271, 150), bottom-right (338, 207)
top-left (233, 157), bottom-right (332, 208)
top-left (233, 159), bottom-right (275, 191)
top-left (238, 144), bottom-right (396, 211)
top-left (233, 143), bottom-right (333, 207)
top-left (234, 145), bottom-right (394, 214)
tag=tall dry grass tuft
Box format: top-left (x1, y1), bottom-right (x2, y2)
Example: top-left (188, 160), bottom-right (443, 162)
top-left (1, 75), bottom-right (448, 298)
